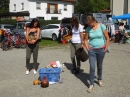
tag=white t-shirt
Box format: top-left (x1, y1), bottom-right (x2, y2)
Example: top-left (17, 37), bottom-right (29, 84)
top-left (71, 24), bottom-right (83, 43)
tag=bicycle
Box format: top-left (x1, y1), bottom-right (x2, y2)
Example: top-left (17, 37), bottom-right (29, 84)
top-left (14, 34), bottom-right (27, 48)
top-left (1, 30), bottom-right (13, 51)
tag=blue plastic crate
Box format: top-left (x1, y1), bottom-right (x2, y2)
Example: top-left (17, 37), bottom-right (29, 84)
top-left (38, 68), bottom-right (61, 82)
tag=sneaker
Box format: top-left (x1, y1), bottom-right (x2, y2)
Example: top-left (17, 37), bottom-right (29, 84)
top-left (33, 69), bottom-right (37, 74)
top-left (25, 70), bottom-right (29, 75)
top-left (75, 67), bottom-right (80, 74)
top-left (87, 85), bottom-right (94, 93)
top-left (98, 80), bottom-right (103, 87)
top-left (71, 69), bottom-right (76, 74)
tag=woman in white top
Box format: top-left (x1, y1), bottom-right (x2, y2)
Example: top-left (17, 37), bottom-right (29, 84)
top-left (70, 16), bottom-right (84, 74)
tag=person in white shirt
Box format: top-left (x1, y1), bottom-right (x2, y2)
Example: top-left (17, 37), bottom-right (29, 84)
top-left (107, 18), bottom-right (115, 40)
top-left (70, 16), bottom-right (84, 74)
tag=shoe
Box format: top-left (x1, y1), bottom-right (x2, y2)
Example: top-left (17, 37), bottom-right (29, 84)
top-left (75, 67), bottom-right (80, 74)
top-left (75, 70), bottom-right (80, 74)
top-left (87, 85), bottom-right (94, 93)
top-left (33, 69), bottom-right (37, 74)
top-left (26, 70), bottom-right (29, 75)
top-left (71, 69), bottom-right (76, 74)
top-left (98, 80), bottom-right (103, 87)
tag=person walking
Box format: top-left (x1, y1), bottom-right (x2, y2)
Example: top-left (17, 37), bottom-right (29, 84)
top-left (70, 16), bottom-right (84, 74)
top-left (84, 15), bottom-right (109, 93)
top-left (25, 18), bottom-right (40, 75)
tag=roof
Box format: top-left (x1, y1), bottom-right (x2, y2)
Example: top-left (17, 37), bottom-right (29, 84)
top-left (99, 9), bottom-right (111, 13)
top-left (0, 24), bottom-right (14, 26)
top-left (0, 11), bottom-right (29, 16)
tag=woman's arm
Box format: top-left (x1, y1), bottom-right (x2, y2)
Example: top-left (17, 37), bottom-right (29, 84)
top-left (80, 32), bottom-right (84, 44)
top-left (103, 29), bottom-right (110, 52)
top-left (26, 27), bottom-right (29, 43)
top-left (80, 31), bottom-right (84, 48)
top-left (84, 32), bottom-right (89, 50)
top-left (36, 28), bottom-right (40, 41)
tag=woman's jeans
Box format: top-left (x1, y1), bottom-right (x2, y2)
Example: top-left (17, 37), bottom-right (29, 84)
top-left (26, 43), bottom-right (39, 70)
top-left (70, 43), bottom-right (81, 70)
top-left (88, 48), bottom-right (105, 85)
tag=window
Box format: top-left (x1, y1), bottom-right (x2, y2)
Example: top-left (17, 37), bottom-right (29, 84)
top-left (51, 17), bottom-right (58, 20)
top-left (47, 4), bottom-right (58, 13)
top-left (42, 25), bottom-right (49, 30)
top-left (64, 4), bottom-right (67, 11)
top-left (50, 5), bottom-right (55, 13)
top-left (4, 26), bottom-right (13, 30)
top-left (21, 3), bottom-right (24, 10)
top-left (36, 2), bottom-right (41, 10)
top-left (37, 17), bottom-right (44, 20)
top-left (17, 23), bottom-right (24, 29)
top-left (51, 25), bottom-right (59, 29)
top-left (13, 4), bottom-right (16, 11)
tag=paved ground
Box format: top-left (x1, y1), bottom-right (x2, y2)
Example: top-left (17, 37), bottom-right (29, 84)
top-left (0, 42), bottom-right (130, 97)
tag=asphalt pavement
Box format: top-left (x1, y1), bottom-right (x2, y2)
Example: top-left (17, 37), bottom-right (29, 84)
top-left (0, 42), bottom-right (130, 97)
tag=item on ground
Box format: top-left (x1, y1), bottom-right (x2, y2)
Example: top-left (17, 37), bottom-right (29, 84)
top-left (33, 80), bottom-right (41, 85)
top-left (50, 61), bottom-right (57, 67)
top-left (41, 76), bottom-right (49, 88)
top-left (39, 68), bottom-right (61, 83)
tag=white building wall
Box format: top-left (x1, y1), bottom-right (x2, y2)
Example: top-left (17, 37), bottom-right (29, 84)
top-left (128, 0), bottom-right (130, 13)
top-left (112, 0), bottom-right (124, 16)
top-left (29, 2), bottom-right (46, 18)
top-left (9, 0), bottom-right (29, 12)
top-left (9, 0), bottom-right (74, 20)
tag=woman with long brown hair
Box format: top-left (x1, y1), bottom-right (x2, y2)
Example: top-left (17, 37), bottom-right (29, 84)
top-left (84, 15), bottom-right (109, 93)
top-left (25, 18), bottom-right (40, 75)
top-left (70, 16), bottom-right (84, 74)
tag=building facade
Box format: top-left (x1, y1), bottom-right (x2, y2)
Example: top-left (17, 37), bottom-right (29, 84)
top-left (9, 0), bottom-right (76, 20)
top-left (111, 0), bottom-right (130, 16)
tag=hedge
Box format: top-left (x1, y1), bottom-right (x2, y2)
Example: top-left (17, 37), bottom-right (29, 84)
top-left (0, 19), bottom-right (61, 28)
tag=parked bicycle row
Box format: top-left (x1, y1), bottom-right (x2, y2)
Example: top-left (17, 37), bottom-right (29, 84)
top-left (0, 29), bottom-right (27, 51)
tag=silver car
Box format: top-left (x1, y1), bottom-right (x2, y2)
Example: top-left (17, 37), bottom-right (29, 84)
top-left (12, 21), bottom-right (31, 36)
top-left (0, 24), bottom-right (14, 31)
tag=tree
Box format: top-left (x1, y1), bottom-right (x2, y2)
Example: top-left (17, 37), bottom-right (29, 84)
top-left (0, 0), bottom-right (9, 13)
top-left (74, 0), bottom-right (110, 14)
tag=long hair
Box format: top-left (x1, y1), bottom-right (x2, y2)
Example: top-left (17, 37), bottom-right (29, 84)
top-left (70, 16), bottom-right (79, 30)
top-left (86, 15), bottom-right (97, 23)
top-left (29, 18), bottom-right (40, 28)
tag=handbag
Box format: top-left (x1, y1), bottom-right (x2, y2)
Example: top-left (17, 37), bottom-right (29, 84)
top-left (100, 24), bottom-right (110, 53)
top-left (75, 48), bottom-right (89, 62)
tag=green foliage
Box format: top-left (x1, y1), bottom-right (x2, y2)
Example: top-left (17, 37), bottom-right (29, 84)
top-left (39, 20), bottom-right (61, 28)
top-left (0, 19), bottom-right (17, 25)
top-left (0, 0), bottom-right (9, 13)
top-left (74, 0), bottom-right (110, 14)
top-left (0, 19), bottom-right (61, 27)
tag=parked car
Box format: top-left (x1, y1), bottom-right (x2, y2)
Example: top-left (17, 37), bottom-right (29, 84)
top-left (0, 24), bottom-right (14, 31)
top-left (12, 21), bottom-right (41, 41)
top-left (60, 18), bottom-right (71, 28)
top-left (12, 21), bottom-right (31, 36)
top-left (40, 24), bottom-right (61, 41)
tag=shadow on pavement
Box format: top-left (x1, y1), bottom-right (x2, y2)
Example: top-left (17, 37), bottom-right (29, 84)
top-left (64, 62), bottom-right (89, 88)
top-left (25, 63), bottom-right (40, 71)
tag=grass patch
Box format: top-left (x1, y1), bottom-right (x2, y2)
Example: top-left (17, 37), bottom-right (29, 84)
top-left (39, 39), bottom-right (59, 47)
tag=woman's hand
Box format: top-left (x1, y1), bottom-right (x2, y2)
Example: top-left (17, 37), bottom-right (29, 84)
top-left (104, 48), bottom-right (108, 53)
top-left (28, 40), bottom-right (36, 44)
top-left (80, 43), bottom-right (84, 48)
